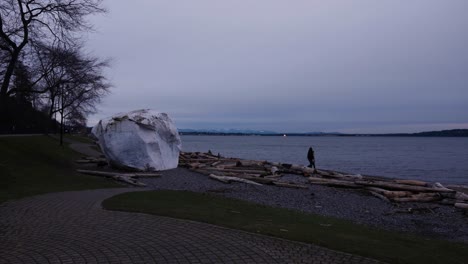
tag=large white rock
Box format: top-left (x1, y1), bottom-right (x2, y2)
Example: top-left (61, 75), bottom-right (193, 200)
top-left (92, 109), bottom-right (182, 171)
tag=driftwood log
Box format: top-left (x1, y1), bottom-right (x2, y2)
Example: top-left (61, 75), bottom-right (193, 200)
top-left (209, 174), bottom-right (262, 186)
top-left (395, 179), bottom-right (428, 186)
top-left (369, 191), bottom-right (391, 203)
top-left (76, 169), bottom-right (152, 187)
top-left (365, 187), bottom-right (412, 198)
top-left (454, 203), bottom-right (468, 210)
top-left (272, 182), bottom-right (309, 189)
top-left (309, 177), bottom-right (360, 188)
top-left (354, 180), bottom-right (455, 193)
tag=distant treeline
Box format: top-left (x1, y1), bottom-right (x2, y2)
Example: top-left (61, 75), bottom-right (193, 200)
top-left (0, 98), bottom-right (57, 134)
top-left (360, 129), bottom-right (468, 137)
top-left (179, 129), bottom-right (468, 137)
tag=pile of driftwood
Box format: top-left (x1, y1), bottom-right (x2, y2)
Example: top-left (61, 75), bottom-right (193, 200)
top-left (180, 151), bottom-right (468, 210)
top-left (75, 156), bottom-right (160, 186)
top-left (179, 151), bottom-right (309, 189)
top-left (76, 169), bottom-right (160, 187)
top-left (308, 171), bottom-right (468, 210)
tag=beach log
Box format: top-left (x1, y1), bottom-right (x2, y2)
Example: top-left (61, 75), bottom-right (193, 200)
top-left (232, 166), bottom-right (267, 171)
top-left (184, 159), bottom-right (223, 163)
top-left (446, 185), bottom-right (468, 190)
top-left (392, 193), bottom-right (441, 203)
top-left (290, 164), bottom-right (306, 171)
top-left (132, 173), bottom-right (162, 178)
top-left (272, 182), bottom-right (309, 189)
top-left (194, 169), bottom-right (265, 179)
top-left (193, 168), bottom-right (263, 177)
top-left (365, 187), bottom-right (412, 198)
top-left (355, 180), bottom-right (455, 193)
top-left (264, 174), bottom-right (283, 179)
top-left (208, 174), bottom-right (229, 183)
top-left (237, 160), bottom-right (265, 167)
top-left (315, 169), bottom-right (364, 180)
top-left (439, 191), bottom-right (468, 201)
top-left (214, 162), bottom-right (240, 169)
top-left (395, 180), bottom-right (428, 186)
top-left (455, 192), bottom-right (468, 201)
top-left (197, 153), bottom-right (218, 159)
top-left (76, 170), bottom-right (160, 178)
top-left (300, 167), bottom-right (315, 176)
top-left (76, 169), bottom-right (146, 187)
top-left (369, 191), bottom-right (391, 203)
top-left (308, 177), bottom-right (360, 188)
top-left (268, 162), bottom-right (282, 167)
top-left (234, 175), bottom-right (275, 184)
top-left (203, 167), bottom-right (268, 175)
top-left (341, 174), bottom-right (364, 179)
top-left (77, 169), bottom-right (128, 177)
top-left (113, 175), bottom-right (147, 187)
top-left (316, 169), bottom-right (339, 176)
top-left (208, 174), bottom-right (262, 186)
top-left (433, 182), bottom-right (454, 192)
top-left (211, 161), bottom-right (223, 167)
top-left (454, 203), bottom-right (468, 210)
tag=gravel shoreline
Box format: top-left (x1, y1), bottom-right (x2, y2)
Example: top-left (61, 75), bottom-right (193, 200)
top-left (141, 167), bottom-right (468, 243)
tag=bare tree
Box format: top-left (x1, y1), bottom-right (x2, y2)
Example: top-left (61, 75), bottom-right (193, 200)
top-left (35, 44), bottom-right (110, 144)
top-left (0, 0), bottom-right (105, 106)
top-left (65, 108), bottom-right (87, 133)
top-left (0, 40), bottom-right (8, 78)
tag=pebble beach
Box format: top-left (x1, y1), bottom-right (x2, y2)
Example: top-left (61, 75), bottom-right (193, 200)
top-left (140, 168), bottom-right (468, 243)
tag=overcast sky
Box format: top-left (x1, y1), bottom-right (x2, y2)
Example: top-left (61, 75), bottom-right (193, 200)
top-left (86, 0), bottom-right (468, 133)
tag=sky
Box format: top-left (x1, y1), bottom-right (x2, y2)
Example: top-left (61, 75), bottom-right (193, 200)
top-left (85, 0), bottom-right (468, 133)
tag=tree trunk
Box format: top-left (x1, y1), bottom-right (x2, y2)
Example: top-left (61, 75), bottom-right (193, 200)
top-left (59, 84), bottom-right (65, 146)
top-left (0, 51), bottom-right (20, 131)
top-left (0, 51), bottom-right (20, 100)
top-left (60, 111), bottom-right (64, 146)
top-left (45, 97), bottom-right (55, 135)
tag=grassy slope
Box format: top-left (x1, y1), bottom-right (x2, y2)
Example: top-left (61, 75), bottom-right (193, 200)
top-left (64, 134), bottom-right (94, 144)
top-left (103, 190), bottom-right (468, 264)
top-left (0, 135), bottom-right (119, 204)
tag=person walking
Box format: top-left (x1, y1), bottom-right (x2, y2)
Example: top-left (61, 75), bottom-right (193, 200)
top-left (307, 147), bottom-right (316, 171)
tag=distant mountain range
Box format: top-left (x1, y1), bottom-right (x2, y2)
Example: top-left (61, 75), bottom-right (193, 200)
top-left (178, 128), bottom-right (278, 135)
top-left (179, 128), bottom-right (468, 137)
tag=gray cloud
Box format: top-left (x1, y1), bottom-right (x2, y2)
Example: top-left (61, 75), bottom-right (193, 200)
top-left (86, 0), bottom-right (468, 133)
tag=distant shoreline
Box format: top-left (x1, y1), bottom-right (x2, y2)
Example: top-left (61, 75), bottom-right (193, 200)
top-left (179, 129), bottom-right (468, 137)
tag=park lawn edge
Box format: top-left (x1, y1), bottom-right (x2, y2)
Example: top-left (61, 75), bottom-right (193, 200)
top-left (103, 190), bottom-right (468, 264)
top-left (0, 135), bottom-right (120, 204)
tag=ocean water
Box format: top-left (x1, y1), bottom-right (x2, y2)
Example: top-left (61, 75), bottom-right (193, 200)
top-left (181, 135), bottom-right (468, 184)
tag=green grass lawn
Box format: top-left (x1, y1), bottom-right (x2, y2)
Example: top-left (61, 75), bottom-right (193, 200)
top-left (0, 135), bottom-right (119, 204)
top-left (103, 190), bottom-right (468, 264)
top-left (64, 134), bottom-right (95, 144)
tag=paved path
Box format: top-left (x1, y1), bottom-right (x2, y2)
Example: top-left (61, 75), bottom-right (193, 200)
top-left (0, 188), bottom-right (380, 264)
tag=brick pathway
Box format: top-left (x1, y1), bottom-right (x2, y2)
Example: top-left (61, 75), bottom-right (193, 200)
top-left (0, 188), bottom-right (381, 264)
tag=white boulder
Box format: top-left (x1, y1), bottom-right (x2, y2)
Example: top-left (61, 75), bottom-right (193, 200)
top-left (92, 109), bottom-right (182, 171)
